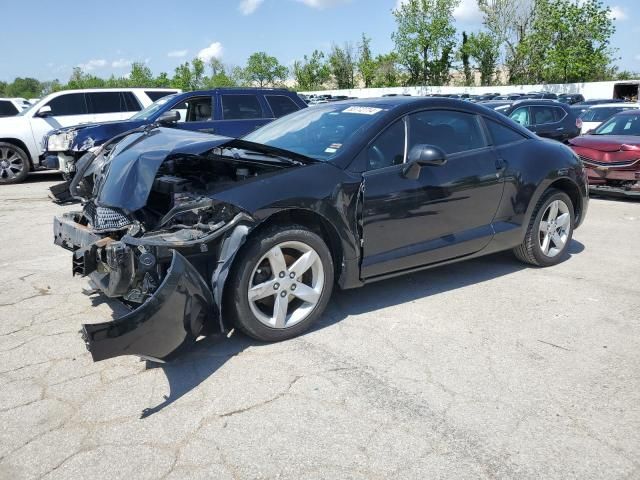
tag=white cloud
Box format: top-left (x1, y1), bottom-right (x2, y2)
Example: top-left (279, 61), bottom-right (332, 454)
top-left (77, 59), bottom-right (107, 71)
top-left (239, 0), bottom-right (264, 14)
top-left (197, 42), bottom-right (224, 62)
top-left (608, 6), bottom-right (627, 21)
top-left (453, 0), bottom-right (482, 23)
top-left (295, 0), bottom-right (350, 9)
top-left (111, 58), bottom-right (132, 68)
top-left (167, 49), bottom-right (189, 58)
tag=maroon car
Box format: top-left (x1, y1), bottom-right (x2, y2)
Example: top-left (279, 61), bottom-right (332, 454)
top-left (569, 109), bottom-right (640, 198)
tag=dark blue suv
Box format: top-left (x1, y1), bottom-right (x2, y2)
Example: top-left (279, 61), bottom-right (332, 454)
top-left (44, 88), bottom-right (307, 180)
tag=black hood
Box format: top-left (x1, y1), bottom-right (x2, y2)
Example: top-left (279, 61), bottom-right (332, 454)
top-left (81, 127), bottom-right (314, 213)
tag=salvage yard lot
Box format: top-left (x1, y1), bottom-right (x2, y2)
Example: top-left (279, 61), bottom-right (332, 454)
top-left (0, 173), bottom-right (639, 480)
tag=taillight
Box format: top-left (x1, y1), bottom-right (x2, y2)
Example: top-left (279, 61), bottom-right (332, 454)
top-left (576, 117), bottom-right (583, 129)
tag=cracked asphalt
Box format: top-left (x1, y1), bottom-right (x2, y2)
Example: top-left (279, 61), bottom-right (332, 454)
top-left (0, 172), bottom-right (639, 480)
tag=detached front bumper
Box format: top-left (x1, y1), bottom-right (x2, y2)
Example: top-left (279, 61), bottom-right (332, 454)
top-left (83, 250), bottom-right (213, 362)
top-left (54, 213), bottom-right (216, 363)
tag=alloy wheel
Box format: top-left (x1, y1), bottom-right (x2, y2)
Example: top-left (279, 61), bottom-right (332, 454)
top-left (248, 241), bottom-right (325, 329)
top-left (0, 146), bottom-right (25, 181)
top-left (538, 199), bottom-right (571, 257)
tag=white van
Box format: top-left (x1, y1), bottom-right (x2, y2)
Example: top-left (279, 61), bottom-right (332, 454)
top-left (0, 88), bottom-right (179, 184)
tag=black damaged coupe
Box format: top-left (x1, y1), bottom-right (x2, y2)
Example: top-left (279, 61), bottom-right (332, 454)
top-left (54, 97), bottom-right (588, 362)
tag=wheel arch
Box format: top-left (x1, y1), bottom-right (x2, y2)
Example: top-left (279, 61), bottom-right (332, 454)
top-left (547, 177), bottom-right (584, 226)
top-left (247, 208), bottom-right (345, 283)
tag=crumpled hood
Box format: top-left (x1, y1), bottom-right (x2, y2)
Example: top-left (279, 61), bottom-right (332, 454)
top-left (95, 128), bottom-right (233, 212)
top-left (54, 119), bottom-right (148, 151)
top-left (569, 135), bottom-right (640, 153)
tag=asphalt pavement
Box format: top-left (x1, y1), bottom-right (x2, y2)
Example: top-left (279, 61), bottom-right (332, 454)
top-left (0, 172), bottom-right (638, 479)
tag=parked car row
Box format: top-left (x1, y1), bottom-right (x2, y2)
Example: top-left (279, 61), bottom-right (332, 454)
top-left (0, 87), bottom-right (307, 186)
top-left (0, 88), bottom-right (180, 184)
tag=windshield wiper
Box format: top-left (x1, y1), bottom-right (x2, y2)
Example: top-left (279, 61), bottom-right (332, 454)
top-left (226, 139), bottom-right (318, 165)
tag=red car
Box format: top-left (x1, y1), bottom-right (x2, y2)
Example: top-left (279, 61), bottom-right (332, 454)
top-left (569, 109), bottom-right (640, 198)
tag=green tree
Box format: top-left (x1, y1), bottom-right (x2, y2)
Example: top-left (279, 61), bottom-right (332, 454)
top-left (171, 62), bottom-right (193, 90)
top-left (293, 50), bottom-right (330, 90)
top-left (329, 43), bottom-right (356, 89)
top-left (243, 52), bottom-right (288, 87)
top-left (478, 0), bottom-right (535, 82)
top-left (127, 62), bottom-right (154, 87)
top-left (357, 34), bottom-right (376, 88)
top-left (460, 31), bottom-right (473, 86)
top-left (5, 77), bottom-right (43, 98)
top-left (466, 31), bottom-right (500, 86)
top-left (392, 0), bottom-right (459, 86)
top-left (372, 52), bottom-right (403, 87)
top-left (515, 0), bottom-right (616, 83)
top-left (154, 72), bottom-right (172, 87)
top-left (66, 68), bottom-right (105, 89)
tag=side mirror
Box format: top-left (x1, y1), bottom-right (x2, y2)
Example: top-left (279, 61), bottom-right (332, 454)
top-left (402, 144), bottom-right (447, 180)
top-left (36, 105), bottom-right (52, 117)
top-left (157, 110), bottom-right (180, 124)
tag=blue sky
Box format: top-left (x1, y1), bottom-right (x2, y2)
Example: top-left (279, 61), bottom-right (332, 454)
top-left (1, 0), bottom-right (637, 82)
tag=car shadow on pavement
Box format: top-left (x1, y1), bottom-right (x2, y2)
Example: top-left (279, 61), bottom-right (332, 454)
top-left (134, 241), bottom-right (584, 418)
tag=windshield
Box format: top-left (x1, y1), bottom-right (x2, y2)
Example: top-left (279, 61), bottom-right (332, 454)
top-left (130, 94), bottom-right (178, 120)
top-left (242, 104), bottom-right (388, 161)
top-left (581, 107), bottom-right (636, 122)
top-left (593, 113), bottom-right (640, 135)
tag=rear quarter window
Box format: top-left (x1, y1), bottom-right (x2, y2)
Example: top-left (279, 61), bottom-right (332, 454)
top-left (145, 90), bottom-right (177, 102)
top-left (266, 95), bottom-right (300, 118)
top-left (0, 100), bottom-right (18, 116)
top-left (485, 118), bottom-right (528, 145)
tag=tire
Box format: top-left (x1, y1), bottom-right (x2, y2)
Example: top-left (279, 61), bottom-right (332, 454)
top-left (0, 142), bottom-right (30, 184)
top-left (225, 225), bottom-right (334, 342)
top-left (513, 189), bottom-right (575, 267)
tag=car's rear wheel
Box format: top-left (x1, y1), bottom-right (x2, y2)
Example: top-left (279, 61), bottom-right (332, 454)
top-left (0, 142), bottom-right (30, 184)
top-left (514, 189), bottom-right (575, 266)
top-left (226, 225), bottom-right (334, 342)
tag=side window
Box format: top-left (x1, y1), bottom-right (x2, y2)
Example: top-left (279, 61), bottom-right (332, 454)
top-left (45, 93), bottom-right (88, 116)
top-left (221, 94), bottom-right (263, 120)
top-left (266, 95), bottom-right (299, 118)
top-left (121, 92), bottom-right (142, 111)
top-left (367, 119), bottom-right (405, 171)
top-left (509, 107), bottom-right (530, 127)
top-left (171, 96), bottom-right (212, 123)
top-left (531, 106), bottom-right (555, 125)
top-left (408, 110), bottom-right (485, 155)
top-left (0, 101), bottom-right (18, 116)
top-left (485, 118), bottom-right (527, 145)
top-left (87, 92), bottom-right (123, 114)
top-left (552, 107), bottom-right (567, 122)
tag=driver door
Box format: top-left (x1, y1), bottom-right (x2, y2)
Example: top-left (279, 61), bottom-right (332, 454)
top-left (361, 110), bottom-right (505, 278)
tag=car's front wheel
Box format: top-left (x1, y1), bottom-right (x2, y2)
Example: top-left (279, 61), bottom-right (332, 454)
top-left (226, 225), bottom-right (334, 342)
top-left (514, 189), bottom-right (575, 266)
top-left (0, 142), bottom-right (30, 184)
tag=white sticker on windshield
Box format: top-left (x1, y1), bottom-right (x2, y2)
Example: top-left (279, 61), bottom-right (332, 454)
top-left (343, 106), bottom-right (383, 115)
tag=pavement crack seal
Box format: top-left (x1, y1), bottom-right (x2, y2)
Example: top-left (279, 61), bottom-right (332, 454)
top-left (537, 339), bottom-right (571, 351)
top-left (219, 375), bottom-right (303, 418)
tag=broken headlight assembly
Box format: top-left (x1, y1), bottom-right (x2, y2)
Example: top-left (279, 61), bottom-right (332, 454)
top-left (47, 130), bottom-right (77, 152)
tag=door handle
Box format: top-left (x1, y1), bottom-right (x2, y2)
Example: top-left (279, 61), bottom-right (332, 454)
top-left (495, 157), bottom-right (506, 170)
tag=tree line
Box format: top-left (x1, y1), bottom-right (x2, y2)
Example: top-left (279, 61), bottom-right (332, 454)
top-left (0, 0), bottom-right (634, 99)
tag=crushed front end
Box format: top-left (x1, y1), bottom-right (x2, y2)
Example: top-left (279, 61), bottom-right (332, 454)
top-left (52, 128), bottom-right (298, 362)
top-left (572, 144), bottom-right (640, 198)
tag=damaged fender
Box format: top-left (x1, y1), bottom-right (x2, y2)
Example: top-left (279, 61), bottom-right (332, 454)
top-left (83, 250), bottom-right (214, 362)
